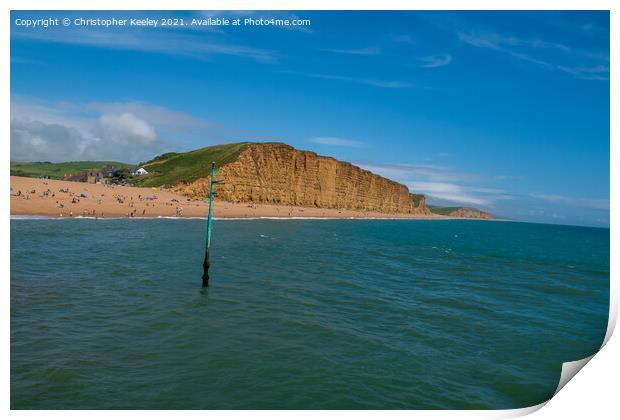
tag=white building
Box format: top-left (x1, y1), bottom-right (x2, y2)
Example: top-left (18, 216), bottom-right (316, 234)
top-left (132, 167), bottom-right (149, 176)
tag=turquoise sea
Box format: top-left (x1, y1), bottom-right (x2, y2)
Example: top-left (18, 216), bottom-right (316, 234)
top-left (10, 218), bottom-right (609, 409)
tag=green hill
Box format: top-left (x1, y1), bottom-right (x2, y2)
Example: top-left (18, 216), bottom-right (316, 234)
top-left (10, 161), bottom-right (134, 179)
top-left (133, 142), bottom-right (251, 187)
top-left (428, 206), bottom-right (492, 219)
top-left (10, 143), bottom-right (252, 186)
top-left (427, 206), bottom-right (463, 216)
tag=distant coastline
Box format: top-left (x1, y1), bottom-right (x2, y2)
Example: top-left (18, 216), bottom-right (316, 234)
top-left (10, 142), bottom-right (495, 221)
top-left (10, 176), bottom-right (494, 221)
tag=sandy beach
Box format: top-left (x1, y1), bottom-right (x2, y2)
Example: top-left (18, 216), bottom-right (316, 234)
top-left (10, 176), bottom-right (447, 219)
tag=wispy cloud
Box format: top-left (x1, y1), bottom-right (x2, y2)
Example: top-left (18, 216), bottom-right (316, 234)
top-left (417, 54), bottom-right (453, 68)
top-left (458, 31), bottom-right (609, 81)
top-left (459, 32), bottom-right (571, 53)
top-left (321, 47), bottom-right (381, 56)
top-left (309, 137), bottom-right (365, 147)
top-left (529, 193), bottom-right (609, 211)
top-left (356, 161), bottom-right (509, 208)
top-left (279, 70), bottom-right (414, 89)
top-left (309, 73), bottom-right (414, 89)
top-left (556, 64), bottom-right (610, 81)
top-left (12, 26), bottom-right (277, 63)
top-left (410, 182), bottom-right (499, 206)
top-left (356, 162), bottom-right (479, 182)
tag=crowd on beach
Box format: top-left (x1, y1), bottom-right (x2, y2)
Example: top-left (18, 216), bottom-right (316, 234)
top-left (9, 180), bottom-right (194, 218)
top-left (10, 179), bottom-right (369, 219)
top-left (10, 176), bottom-right (426, 219)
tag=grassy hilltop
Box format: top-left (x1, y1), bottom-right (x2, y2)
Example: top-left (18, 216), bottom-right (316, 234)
top-left (10, 161), bottom-right (134, 179)
top-left (9, 143), bottom-right (250, 186)
top-left (133, 142), bottom-right (250, 187)
top-left (428, 206), bottom-right (465, 216)
top-left (428, 206), bottom-right (492, 219)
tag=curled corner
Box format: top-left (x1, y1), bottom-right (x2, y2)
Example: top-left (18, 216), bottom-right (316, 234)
top-left (550, 296), bottom-right (618, 396)
top-left (492, 355), bottom-right (596, 419)
top-left (495, 351), bottom-right (603, 418)
top-left (601, 299), bottom-right (618, 348)
top-left (495, 296), bottom-right (615, 418)
top-left (553, 354), bottom-right (595, 396)
top-left (494, 401), bottom-right (548, 418)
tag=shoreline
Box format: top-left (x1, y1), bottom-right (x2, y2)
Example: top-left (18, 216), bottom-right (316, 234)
top-left (10, 215), bottom-right (460, 221)
top-left (10, 213), bottom-right (464, 222)
top-left (10, 176), bottom-right (453, 220)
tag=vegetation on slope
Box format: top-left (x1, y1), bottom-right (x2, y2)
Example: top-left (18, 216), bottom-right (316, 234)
top-left (10, 161), bottom-right (133, 179)
top-left (412, 194), bottom-right (424, 207)
top-left (133, 142), bottom-right (251, 187)
top-left (427, 206), bottom-right (464, 215)
top-left (428, 206), bottom-right (491, 218)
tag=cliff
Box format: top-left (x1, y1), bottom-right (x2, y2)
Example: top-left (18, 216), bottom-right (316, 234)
top-left (429, 206), bottom-right (492, 219)
top-left (449, 208), bottom-right (492, 219)
top-left (158, 142), bottom-right (429, 214)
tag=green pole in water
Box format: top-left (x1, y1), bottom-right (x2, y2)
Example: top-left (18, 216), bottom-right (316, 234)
top-left (202, 161), bottom-right (216, 287)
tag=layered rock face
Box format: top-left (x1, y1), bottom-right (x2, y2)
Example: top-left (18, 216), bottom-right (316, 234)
top-left (447, 208), bottom-right (492, 219)
top-left (177, 143), bottom-right (429, 214)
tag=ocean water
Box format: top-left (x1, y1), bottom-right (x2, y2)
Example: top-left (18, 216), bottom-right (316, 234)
top-left (10, 218), bottom-right (609, 409)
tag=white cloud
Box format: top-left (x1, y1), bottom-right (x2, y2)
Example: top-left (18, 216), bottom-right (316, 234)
top-left (98, 112), bottom-right (156, 141)
top-left (356, 161), bottom-right (511, 209)
top-left (11, 113), bottom-right (161, 163)
top-left (309, 137), bottom-right (365, 147)
top-left (356, 162), bottom-right (478, 182)
top-left (410, 182), bottom-right (490, 206)
top-left (417, 54), bottom-right (453, 68)
top-left (87, 102), bottom-right (211, 129)
top-left (11, 119), bottom-right (91, 162)
top-left (10, 97), bottom-right (212, 163)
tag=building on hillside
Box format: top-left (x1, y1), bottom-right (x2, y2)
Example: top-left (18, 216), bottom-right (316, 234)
top-left (101, 165), bottom-right (116, 176)
top-left (63, 170), bottom-right (107, 184)
top-left (64, 172), bottom-right (88, 183)
top-left (131, 167), bottom-right (149, 176)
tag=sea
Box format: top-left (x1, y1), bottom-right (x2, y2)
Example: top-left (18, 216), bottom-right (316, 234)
top-left (10, 218), bottom-right (609, 409)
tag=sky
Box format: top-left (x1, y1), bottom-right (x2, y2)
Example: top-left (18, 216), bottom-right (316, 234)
top-left (10, 10), bottom-right (610, 227)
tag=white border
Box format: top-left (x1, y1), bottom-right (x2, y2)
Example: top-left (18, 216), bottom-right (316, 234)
top-left (3, 1), bottom-right (616, 418)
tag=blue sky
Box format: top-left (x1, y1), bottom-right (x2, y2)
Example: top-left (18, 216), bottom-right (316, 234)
top-left (10, 10), bottom-right (610, 227)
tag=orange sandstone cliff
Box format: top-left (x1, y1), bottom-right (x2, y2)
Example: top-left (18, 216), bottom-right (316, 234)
top-left (175, 143), bottom-right (429, 214)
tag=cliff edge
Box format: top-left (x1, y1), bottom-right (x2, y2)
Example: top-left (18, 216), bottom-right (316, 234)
top-left (428, 206), bottom-right (492, 219)
top-left (142, 142), bottom-right (429, 215)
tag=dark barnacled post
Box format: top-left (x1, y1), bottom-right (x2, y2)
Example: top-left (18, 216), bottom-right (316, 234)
top-left (202, 162), bottom-right (217, 287)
